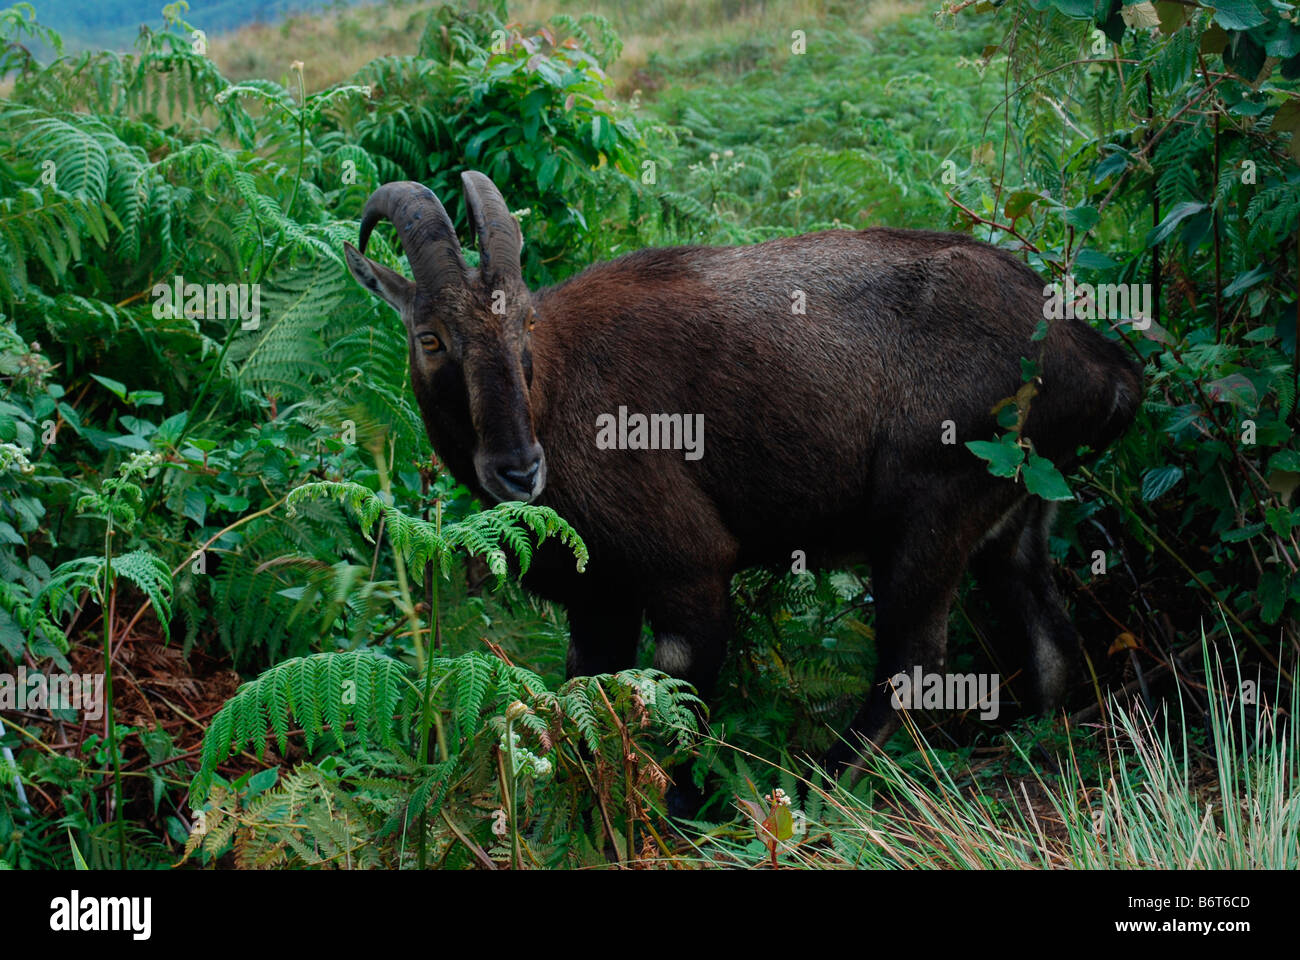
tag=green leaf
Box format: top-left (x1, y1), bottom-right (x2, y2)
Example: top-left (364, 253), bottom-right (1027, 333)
top-left (1266, 506), bottom-right (1293, 538)
top-left (1271, 102), bottom-right (1300, 160)
top-left (1201, 24), bottom-right (1229, 54)
top-left (127, 389), bottom-right (164, 407)
top-left (1022, 454), bottom-right (1074, 500)
top-left (1268, 450), bottom-right (1300, 473)
top-left (182, 488), bottom-right (206, 526)
top-left (1223, 264), bottom-right (1271, 298)
top-left (1205, 373), bottom-right (1257, 408)
top-left (1221, 522), bottom-right (1265, 542)
top-left (1003, 191), bottom-right (1042, 220)
top-left (68, 830), bottom-right (89, 870)
top-left (537, 152), bottom-right (561, 192)
top-left (1207, 0), bottom-right (1267, 30)
top-left (1145, 201), bottom-right (1207, 248)
top-left (1033, 0), bottom-right (1099, 19)
top-left (966, 435), bottom-right (1024, 478)
top-left (0, 609), bottom-right (24, 659)
top-left (246, 766), bottom-right (279, 795)
top-left (212, 493), bottom-right (250, 512)
top-left (1141, 465), bottom-right (1184, 501)
top-left (107, 434), bottom-right (153, 451)
top-left (89, 374), bottom-right (127, 400)
top-left (773, 804), bottom-right (794, 841)
top-left (1064, 205), bottom-right (1099, 230)
top-left (1273, 101), bottom-right (1300, 135)
top-left (1093, 150), bottom-right (1130, 182)
top-left (1075, 248), bottom-right (1117, 270)
top-left (1259, 569), bottom-right (1289, 624)
top-left (1154, 0), bottom-right (1189, 33)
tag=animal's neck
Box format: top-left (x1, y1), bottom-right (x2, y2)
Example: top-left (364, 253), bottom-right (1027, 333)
top-left (413, 378), bottom-right (484, 501)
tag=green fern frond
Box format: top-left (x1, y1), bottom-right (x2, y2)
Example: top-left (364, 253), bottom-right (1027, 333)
top-left (286, 480), bottom-right (588, 580)
top-left (191, 650), bottom-right (417, 802)
top-left (31, 550), bottom-right (172, 645)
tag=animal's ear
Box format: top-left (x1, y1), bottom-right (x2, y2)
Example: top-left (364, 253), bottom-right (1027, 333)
top-left (344, 242), bottom-right (415, 316)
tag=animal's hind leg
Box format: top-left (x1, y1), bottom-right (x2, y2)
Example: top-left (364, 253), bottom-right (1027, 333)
top-left (969, 498), bottom-right (1078, 713)
top-left (646, 575), bottom-right (731, 700)
top-left (644, 574), bottom-right (732, 819)
top-left (823, 518), bottom-right (973, 778)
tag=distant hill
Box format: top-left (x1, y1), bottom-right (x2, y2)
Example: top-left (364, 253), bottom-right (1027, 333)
top-left (25, 0), bottom-right (373, 55)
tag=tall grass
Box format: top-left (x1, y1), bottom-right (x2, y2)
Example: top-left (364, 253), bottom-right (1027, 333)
top-left (682, 635), bottom-right (1297, 869)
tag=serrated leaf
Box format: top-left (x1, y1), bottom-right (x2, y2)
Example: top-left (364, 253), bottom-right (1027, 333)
top-left (1121, 1), bottom-right (1161, 29)
top-left (1266, 506), bottom-right (1293, 538)
top-left (1268, 450), bottom-right (1300, 474)
top-left (966, 436), bottom-right (1024, 478)
top-left (1221, 522), bottom-right (1266, 542)
top-left (1207, 0), bottom-right (1267, 31)
top-left (1022, 453), bottom-right (1074, 500)
top-left (1141, 465), bottom-right (1184, 501)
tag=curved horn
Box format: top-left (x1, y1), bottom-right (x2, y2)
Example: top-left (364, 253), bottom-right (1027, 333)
top-left (461, 170), bottom-right (523, 286)
top-left (358, 181), bottom-right (467, 294)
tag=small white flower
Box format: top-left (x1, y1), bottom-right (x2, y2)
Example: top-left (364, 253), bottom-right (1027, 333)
top-left (0, 443), bottom-right (34, 475)
top-left (122, 450), bottom-right (163, 477)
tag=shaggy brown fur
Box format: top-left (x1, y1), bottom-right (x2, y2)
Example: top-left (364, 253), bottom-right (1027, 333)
top-left (345, 176), bottom-right (1141, 773)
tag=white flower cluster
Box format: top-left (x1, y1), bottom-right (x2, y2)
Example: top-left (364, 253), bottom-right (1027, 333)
top-left (764, 787), bottom-right (792, 807)
top-left (688, 148), bottom-right (745, 178)
top-left (0, 442), bottom-right (35, 476)
top-left (120, 450), bottom-right (164, 479)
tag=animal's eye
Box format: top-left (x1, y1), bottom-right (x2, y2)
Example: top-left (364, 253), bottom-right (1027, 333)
top-left (417, 332), bottom-right (444, 353)
top-left (527, 310), bottom-right (537, 332)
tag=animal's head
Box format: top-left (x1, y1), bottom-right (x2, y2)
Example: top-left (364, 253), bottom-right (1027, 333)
top-left (343, 174), bottom-right (545, 503)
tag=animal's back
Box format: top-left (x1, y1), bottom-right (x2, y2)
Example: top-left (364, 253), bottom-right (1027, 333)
top-left (347, 177), bottom-right (1143, 767)
top-left (530, 230), bottom-right (1134, 561)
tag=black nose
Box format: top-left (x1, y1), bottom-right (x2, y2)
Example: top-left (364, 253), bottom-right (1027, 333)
top-left (497, 459), bottom-right (540, 496)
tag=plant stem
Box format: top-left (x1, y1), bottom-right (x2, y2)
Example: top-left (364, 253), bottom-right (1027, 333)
top-left (102, 523), bottom-right (127, 868)
top-left (500, 723), bottom-right (522, 870)
top-left (384, 446), bottom-right (447, 869)
top-left (416, 573), bottom-right (440, 871)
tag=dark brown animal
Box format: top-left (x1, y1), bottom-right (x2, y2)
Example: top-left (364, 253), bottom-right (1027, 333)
top-left (343, 174), bottom-right (1141, 774)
